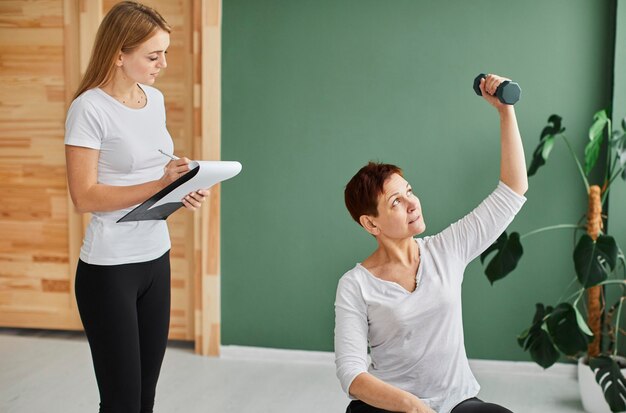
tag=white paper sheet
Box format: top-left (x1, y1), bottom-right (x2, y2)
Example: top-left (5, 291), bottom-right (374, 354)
top-left (149, 160), bottom-right (242, 209)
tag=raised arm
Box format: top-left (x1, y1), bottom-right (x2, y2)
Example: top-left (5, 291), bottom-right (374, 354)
top-left (479, 74), bottom-right (528, 196)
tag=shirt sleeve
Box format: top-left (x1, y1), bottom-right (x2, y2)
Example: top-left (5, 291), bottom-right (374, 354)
top-left (435, 181), bottom-right (527, 265)
top-left (334, 275), bottom-right (369, 397)
top-left (64, 97), bottom-right (103, 150)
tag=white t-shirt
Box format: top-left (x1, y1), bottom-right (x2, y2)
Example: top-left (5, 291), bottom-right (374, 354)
top-left (334, 181), bottom-right (526, 413)
top-left (64, 85), bottom-right (173, 265)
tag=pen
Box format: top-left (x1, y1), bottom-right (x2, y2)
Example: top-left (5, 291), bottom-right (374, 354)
top-left (158, 149), bottom-right (179, 160)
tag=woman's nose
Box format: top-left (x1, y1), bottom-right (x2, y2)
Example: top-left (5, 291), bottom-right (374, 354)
top-left (160, 55), bottom-right (167, 68)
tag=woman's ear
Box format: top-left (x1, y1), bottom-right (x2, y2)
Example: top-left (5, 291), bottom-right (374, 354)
top-left (116, 52), bottom-right (124, 67)
top-left (359, 215), bottom-right (380, 236)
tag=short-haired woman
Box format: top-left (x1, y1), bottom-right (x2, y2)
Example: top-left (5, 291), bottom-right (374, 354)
top-left (65, 2), bottom-right (207, 411)
top-left (335, 74), bottom-right (528, 413)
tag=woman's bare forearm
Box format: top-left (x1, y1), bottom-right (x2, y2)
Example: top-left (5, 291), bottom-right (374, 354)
top-left (70, 180), bottom-right (167, 213)
top-left (65, 145), bottom-right (189, 213)
top-left (349, 373), bottom-right (435, 413)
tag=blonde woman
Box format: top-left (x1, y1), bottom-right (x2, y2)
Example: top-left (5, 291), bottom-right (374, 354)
top-left (65, 2), bottom-right (206, 411)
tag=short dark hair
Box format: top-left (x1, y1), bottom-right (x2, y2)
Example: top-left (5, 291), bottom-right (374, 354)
top-left (344, 162), bottom-right (403, 226)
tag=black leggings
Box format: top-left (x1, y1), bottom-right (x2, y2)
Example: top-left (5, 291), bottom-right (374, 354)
top-left (451, 398), bottom-right (514, 413)
top-left (347, 397), bottom-right (514, 413)
top-left (75, 251), bottom-right (171, 413)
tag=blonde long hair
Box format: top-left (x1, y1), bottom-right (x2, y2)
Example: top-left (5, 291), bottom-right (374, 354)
top-left (73, 1), bottom-right (171, 100)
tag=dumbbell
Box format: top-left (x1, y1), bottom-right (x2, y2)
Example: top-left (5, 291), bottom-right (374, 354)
top-left (473, 73), bottom-right (521, 105)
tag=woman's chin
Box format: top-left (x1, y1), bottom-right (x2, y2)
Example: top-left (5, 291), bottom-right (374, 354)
top-left (411, 225), bottom-right (426, 237)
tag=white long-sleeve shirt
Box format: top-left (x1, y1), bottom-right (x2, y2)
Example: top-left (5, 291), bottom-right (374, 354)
top-left (334, 181), bottom-right (526, 413)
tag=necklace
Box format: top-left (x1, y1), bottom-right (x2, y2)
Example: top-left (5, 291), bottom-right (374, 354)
top-left (118, 93), bottom-right (143, 104)
top-left (112, 85), bottom-right (145, 105)
top-left (120, 96), bottom-right (142, 104)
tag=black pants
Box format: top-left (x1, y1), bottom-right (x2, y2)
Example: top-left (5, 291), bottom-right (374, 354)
top-left (75, 251), bottom-right (171, 413)
top-left (347, 397), bottom-right (514, 413)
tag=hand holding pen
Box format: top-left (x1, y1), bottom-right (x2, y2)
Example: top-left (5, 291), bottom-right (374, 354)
top-left (159, 149), bottom-right (190, 185)
top-left (158, 149), bottom-right (208, 211)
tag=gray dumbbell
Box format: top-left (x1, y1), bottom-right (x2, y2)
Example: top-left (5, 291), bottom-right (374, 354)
top-left (473, 73), bottom-right (521, 105)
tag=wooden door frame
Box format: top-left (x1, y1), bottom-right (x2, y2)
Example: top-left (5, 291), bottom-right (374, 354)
top-left (192, 0), bottom-right (222, 356)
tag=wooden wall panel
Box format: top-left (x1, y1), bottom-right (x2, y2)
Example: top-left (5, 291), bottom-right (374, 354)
top-left (0, 0), bottom-right (81, 329)
top-left (1, 0), bottom-right (220, 353)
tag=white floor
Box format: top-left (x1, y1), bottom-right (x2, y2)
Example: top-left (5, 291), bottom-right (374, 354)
top-left (0, 328), bottom-right (586, 413)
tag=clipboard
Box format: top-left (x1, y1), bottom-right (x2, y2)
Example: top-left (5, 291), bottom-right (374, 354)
top-left (117, 160), bottom-right (242, 223)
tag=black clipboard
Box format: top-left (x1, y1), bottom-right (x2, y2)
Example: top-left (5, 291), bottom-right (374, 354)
top-left (117, 160), bottom-right (242, 223)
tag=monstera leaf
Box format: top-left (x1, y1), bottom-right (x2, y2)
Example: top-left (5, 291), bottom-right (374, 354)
top-left (518, 303), bottom-right (559, 369)
top-left (528, 114), bottom-right (565, 177)
top-left (480, 231), bottom-right (523, 284)
top-left (545, 303), bottom-right (592, 356)
top-left (573, 234), bottom-right (618, 288)
top-left (584, 110), bottom-right (610, 176)
top-left (589, 356), bottom-right (626, 413)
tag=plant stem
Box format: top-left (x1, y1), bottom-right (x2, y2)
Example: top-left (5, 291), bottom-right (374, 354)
top-left (573, 214), bottom-right (587, 248)
top-left (605, 119), bottom-right (612, 183)
top-left (603, 166), bottom-right (626, 203)
top-left (607, 155), bottom-right (619, 185)
top-left (596, 280), bottom-right (626, 288)
top-left (614, 297), bottom-right (625, 357)
top-left (557, 276), bottom-right (581, 303)
top-left (600, 155), bottom-right (616, 207)
top-left (561, 256), bottom-right (625, 314)
top-left (617, 252), bottom-right (626, 280)
top-left (613, 297), bottom-right (624, 356)
top-left (619, 252), bottom-right (626, 273)
top-left (601, 171), bottom-right (614, 207)
top-left (520, 224), bottom-right (585, 240)
top-left (560, 134), bottom-right (590, 192)
top-left (574, 288), bottom-right (586, 308)
top-left (564, 286), bottom-right (585, 304)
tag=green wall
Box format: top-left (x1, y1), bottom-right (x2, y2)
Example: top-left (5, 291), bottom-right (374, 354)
top-left (222, 0), bottom-right (615, 361)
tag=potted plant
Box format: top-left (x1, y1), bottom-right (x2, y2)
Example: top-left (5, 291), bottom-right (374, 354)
top-left (480, 110), bottom-right (626, 412)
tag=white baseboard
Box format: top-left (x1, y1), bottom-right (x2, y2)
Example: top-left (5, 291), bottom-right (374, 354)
top-left (468, 358), bottom-right (577, 379)
top-left (220, 345), bottom-right (577, 378)
top-left (220, 345), bottom-right (336, 365)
